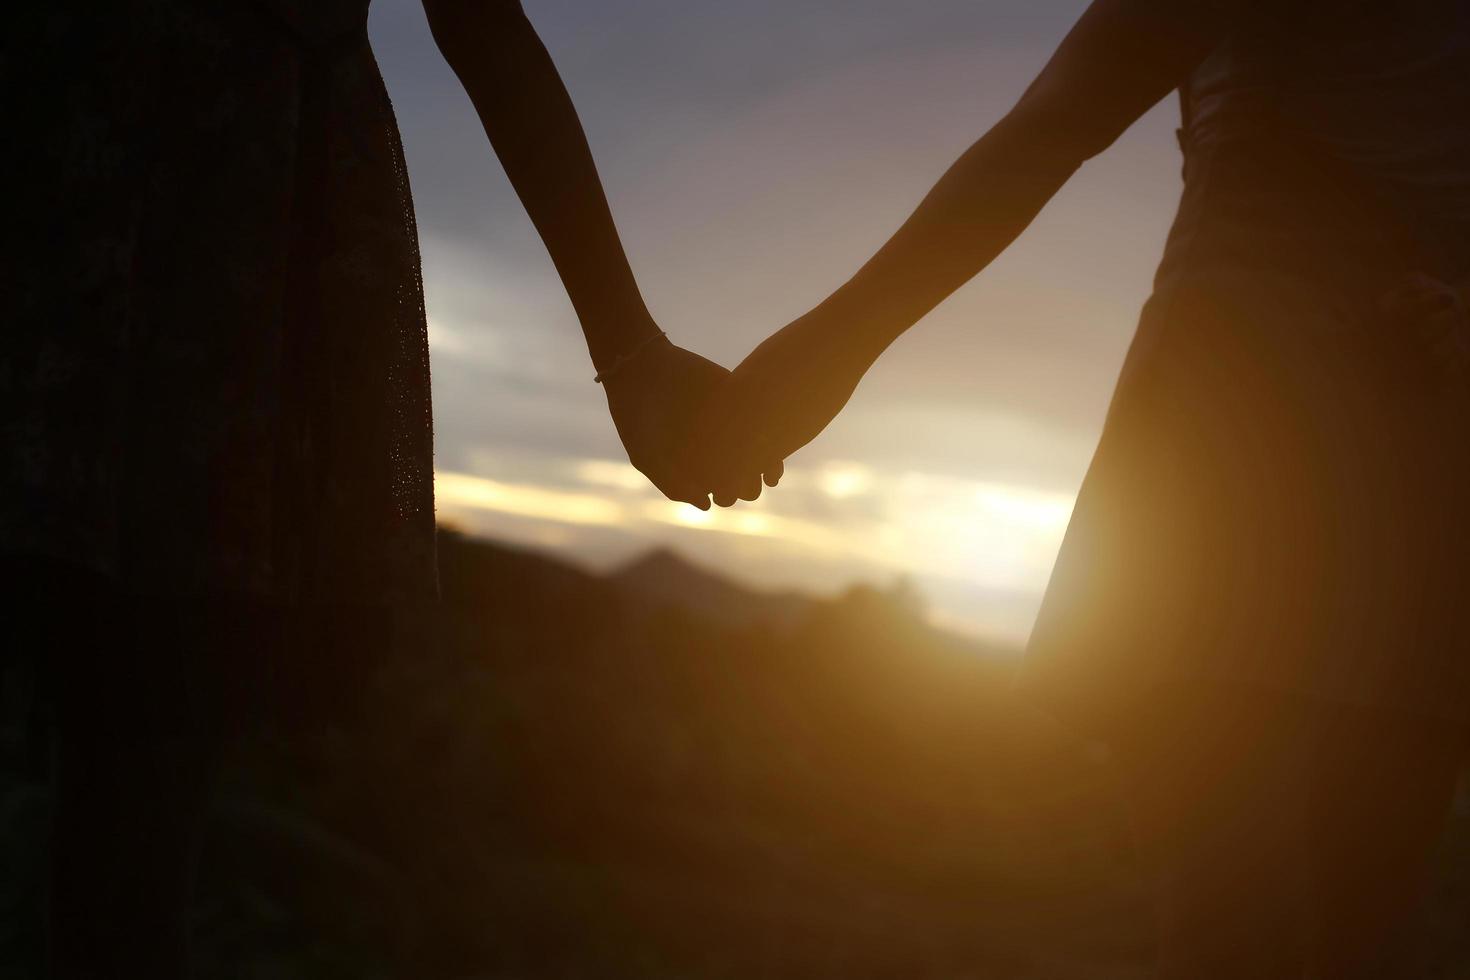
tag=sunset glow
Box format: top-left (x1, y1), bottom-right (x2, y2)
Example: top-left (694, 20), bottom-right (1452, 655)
top-left (434, 460), bottom-right (1074, 641)
top-left (374, 0), bottom-right (1180, 642)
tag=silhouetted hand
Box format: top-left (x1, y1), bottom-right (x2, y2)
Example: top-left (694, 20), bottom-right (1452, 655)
top-left (602, 338), bottom-right (734, 510)
top-left (701, 313), bottom-right (865, 506)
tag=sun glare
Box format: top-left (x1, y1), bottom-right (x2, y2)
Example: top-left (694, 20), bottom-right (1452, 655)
top-left (434, 463), bottom-right (1075, 636)
top-left (972, 483), bottom-right (1074, 531)
top-left (575, 459), bottom-right (652, 492)
top-left (435, 471), bottom-right (624, 527)
top-left (818, 462), bottom-right (874, 499)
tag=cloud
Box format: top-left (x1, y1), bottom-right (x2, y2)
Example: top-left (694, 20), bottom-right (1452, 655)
top-left (369, 0), bottom-right (1189, 645)
top-left (435, 471), bottom-right (626, 527)
top-left (433, 450), bottom-right (1075, 642)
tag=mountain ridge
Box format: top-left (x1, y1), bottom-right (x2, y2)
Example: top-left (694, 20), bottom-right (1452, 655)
top-left (610, 546), bottom-right (814, 631)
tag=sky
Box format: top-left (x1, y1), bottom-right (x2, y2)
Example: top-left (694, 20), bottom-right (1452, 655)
top-left (367, 0), bottom-right (1186, 644)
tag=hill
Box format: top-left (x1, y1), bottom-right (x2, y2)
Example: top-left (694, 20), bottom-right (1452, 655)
top-left (612, 547), bottom-right (814, 630)
top-left (2, 529), bottom-right (1468, 978)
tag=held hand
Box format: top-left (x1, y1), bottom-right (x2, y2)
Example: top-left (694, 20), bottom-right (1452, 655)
top-left (701, 314), bottom-right (867, 506)
top-left (602, 337), bottom-right (732, 510)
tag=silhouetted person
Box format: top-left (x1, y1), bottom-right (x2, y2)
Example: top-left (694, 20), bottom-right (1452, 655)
top-left (707, 0), bottom-right (1470, 974)
top-left (3, 1), bottom-right (752, 976)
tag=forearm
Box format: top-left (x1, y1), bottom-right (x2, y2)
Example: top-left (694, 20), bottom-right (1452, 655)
top-left (808, 111), bottom-right (1087, 369)
top-left (782, 0), bottom-right (1238, 374)
top-left (426, 1), bottom-right (656, 369)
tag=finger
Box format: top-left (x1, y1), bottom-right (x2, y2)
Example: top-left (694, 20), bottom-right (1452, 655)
top-left (708, 442), bottom-right (758, 502)
top-left (668, 488), bottom-right (712, 510)
top-left (651, 471), bottom-right (712, 510)
top-left (763, 460), bottom-right (784, 488)
top-left (669, 479), bottom-right (713, 510)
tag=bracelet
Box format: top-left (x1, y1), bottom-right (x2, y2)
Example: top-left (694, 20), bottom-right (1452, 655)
top-left (593, 330), bottom-right (668, 384)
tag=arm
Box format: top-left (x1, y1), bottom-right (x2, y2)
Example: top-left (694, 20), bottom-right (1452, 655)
top-left (711, 0), bottom-right (1262, 489)
top-left (423, 0), bottom-right (654, 367)
top-left (422, 0), bottom-right (728, 507)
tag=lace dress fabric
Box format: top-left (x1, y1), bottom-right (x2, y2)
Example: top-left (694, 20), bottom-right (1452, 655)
top-left (2, 1), bottom-right (437, 613)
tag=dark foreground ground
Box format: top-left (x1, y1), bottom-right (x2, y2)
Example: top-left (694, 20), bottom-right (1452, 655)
top-left (3, 530), bottom-right (1468, 977)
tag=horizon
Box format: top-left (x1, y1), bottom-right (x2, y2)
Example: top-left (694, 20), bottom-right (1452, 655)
top-left (369, 0), bottom-right (1185, 644)
top-left (441, 519), bottom-right (1029, 651)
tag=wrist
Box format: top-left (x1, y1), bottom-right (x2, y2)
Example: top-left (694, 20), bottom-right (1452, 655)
top-left (594, 330), bottom-right (669, 385)
top-left (587, 308), bottom-right (660, 374)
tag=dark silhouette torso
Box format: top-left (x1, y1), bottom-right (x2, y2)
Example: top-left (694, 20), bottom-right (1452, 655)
top-left (2, 0), bottom-right (437, 610)
top-left (1024, 0), bottom-right (1470, 731)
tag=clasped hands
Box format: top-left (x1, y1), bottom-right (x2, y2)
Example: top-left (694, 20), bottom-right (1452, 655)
top-left (601, 316), bottom-right (867, 510)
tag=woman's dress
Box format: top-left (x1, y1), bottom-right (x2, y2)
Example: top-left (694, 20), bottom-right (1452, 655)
top-left (3, 0), bottom-right (437, 623)
top-left (1022, 0), bottom-right (1470, 732)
